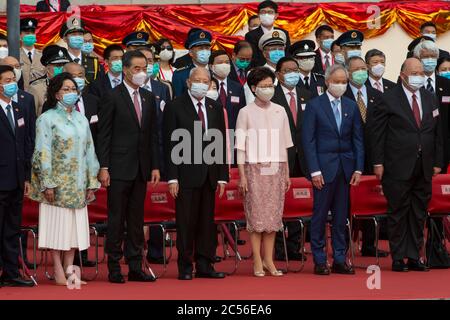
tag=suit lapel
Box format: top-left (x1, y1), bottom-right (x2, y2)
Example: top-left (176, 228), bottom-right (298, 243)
top-left (275, 85), bottom-right (296, 128)
top-left (119, 84), bottom-right (140, 127)
top-left (0, 103), bottom-right (14, 136)
top-left (183, 93), bottom-right (201, 123)
top-left (139, 88), bottom-right (149, 129)
top-left (12, 101), bottom-right (23, 136)
top-left (322, 94), bottom-right (340, 135)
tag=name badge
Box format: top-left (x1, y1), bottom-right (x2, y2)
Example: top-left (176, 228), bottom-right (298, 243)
top-left (433, 109), bottom-right (439, 118)
top-left (90, 115), bottom-right (98, 124)
top-left (442, 96), bottom-right (450, 103)
top-left (160, 100), bottom-right (166, 112)
top-left (231, 96), bottom-right (240, 104)
top-left (17, 118), bottom-right (25, 127)
top-left (301, 104), bottom-right (306, 111)
top-left (317, 86), bottom-right (324, 95)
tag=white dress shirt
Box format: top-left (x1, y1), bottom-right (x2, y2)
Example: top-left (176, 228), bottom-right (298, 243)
top-left (281, 84), bottom-right (297, 112)
top-left (142, 80), bottom-right (152, 92)
top-left (0, 98), bottom-right (15, 124)
top-left (402, 83), bottom-right (423, 119)
top-left (261, 25), bottom-right (274, 34)
top-left (369, 76), bottom-right (385, 93)
top-left (216, 77), bottom-right (228, 97)
top-left (107, 72), bottom-right (122, 88)
top-left (349, 83), bottom-right (368, 107)
top-left (22, 47), bottom-right (35, 60)
top-left (123, 80), bottom-right (142, 112)
top-left (69, 52), bottom-right (82, 65)
top-left (319, 48), bottom-right (333, 68)
top-left (300, 72), bottom-right (312, 87)
top-left (425, 72), bottom-right (436, 92)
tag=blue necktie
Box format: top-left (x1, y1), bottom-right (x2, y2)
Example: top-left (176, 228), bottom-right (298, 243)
top-left (332, 99), bottom-right (341, 129)
top-left (6, 104), bottom-right (15, 132)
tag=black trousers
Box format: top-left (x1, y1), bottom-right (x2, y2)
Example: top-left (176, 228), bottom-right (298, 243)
top-left (382, 157), bottom-right (431, 261)
top-left (176, 179), bottom-right (216, 275)
top-left (106, 177), bottom-right (147, 273)
top-left (0, 188), bottom-right (23, 279)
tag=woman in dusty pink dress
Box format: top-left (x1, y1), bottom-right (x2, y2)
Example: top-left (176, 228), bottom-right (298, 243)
top-left (235, 67), bottom-right (292, 277)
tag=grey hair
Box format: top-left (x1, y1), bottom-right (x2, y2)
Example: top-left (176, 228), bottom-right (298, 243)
top-left (325, 63), bottom-right (349, 81)
top-left (413, 40), bottom-right (439, 58)
top-left (189, 66), bottom-right (211, 80)
top-left (63, 62), bottom-right (85, 74)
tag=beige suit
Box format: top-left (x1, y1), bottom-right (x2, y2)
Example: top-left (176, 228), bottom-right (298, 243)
top-left (28, 77), bottom-right (47, 116)
top-left (20, 48), bottom-right (46, 92)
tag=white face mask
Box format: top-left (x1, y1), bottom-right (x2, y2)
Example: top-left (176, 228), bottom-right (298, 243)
top-left (255, 86), bottom-right (274, 102)
top-left (190, 82), bottom-right (209, 99)
top-left (298, 58), bottom-right (315, 72)
top-left (259, 14), bottom-right (275, 27)
top-left (159, 49), bottom-right (173, 62)
top-left (327, 83), bottom-right (347, 98)
top-left (422, 33), bottom-right (437, 41)
top-left (371, 63), bottom-right (385, 77)
top-left (0, 47), bottom-right (8, 59)
top-left (132, 71), bottom-right (147, 86)
top-left (407, 75), bottom-right (425, 91)
top-left (206, 89), bottom-right (219, 101)
top-left (213, 63), bottom-right (231, 79)
top-left (14, 68), bottom-right (22, 81)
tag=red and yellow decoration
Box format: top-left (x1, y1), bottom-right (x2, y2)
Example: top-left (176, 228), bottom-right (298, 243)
top-left (1, 1), bottom-right (449, 55)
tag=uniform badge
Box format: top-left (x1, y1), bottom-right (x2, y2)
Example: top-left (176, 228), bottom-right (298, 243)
top-left (72, 19), bottom-right (79, 26)
top-left (28, 20), bottom-right (33, 27)
top-left (137, 32), bottom-right (143, 39)
top-left (200, 32), bottom-right (206, 39)
top-left (272, 31), bottom-right (279, 38)
top-left (58, 50), bottom-right (64, 57)
top-left (304, 44), bottom-right (309, 50)
top-left (351, 32), bottom-right (357, 39)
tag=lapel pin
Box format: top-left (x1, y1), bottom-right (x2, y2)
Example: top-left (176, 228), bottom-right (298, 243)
top-left (300, 97), bottom-right (305, 101)
top-left (142, 98), bottom-right (146, 102)
top-left (369, 99), bottom-right (374, 103)
top-left (208, 104), bottom-right (213, 109)
top-left (15, 108), bottom-right (19, 112)
top-left (156, 96), bottom-right (160, 99)
top-left (344, 113), bottom-right (348, 117)
top-left (439, 87), bottom-right (443, 91)
top-left (20, 95), bottom-right (24, 98)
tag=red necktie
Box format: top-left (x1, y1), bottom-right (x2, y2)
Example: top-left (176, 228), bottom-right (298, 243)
top-left (412, 93), bottom-right (421, 128)
top-left (219, 82), bottom-right (227, 109)
top-left (133, 90), bottom-right (142, 126)
top-left (238, 69), bottom-right (246, 85)
top-left (197, 102), bottom-right (205, 129)
top-left (288, 91), bottom-right (297, 126)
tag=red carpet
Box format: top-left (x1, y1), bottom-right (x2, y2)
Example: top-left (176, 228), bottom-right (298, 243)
top-left (1, 239), bottom-right (449, 300)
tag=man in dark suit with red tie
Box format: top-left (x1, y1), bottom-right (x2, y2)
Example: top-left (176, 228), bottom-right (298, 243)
top-left (164, 67), bottom-right (229, 280)
top-left (0, 66), bottom-right (34, 287)
top-left (312, 25), bottom-right (335, 75)
top-left (229, 41), bottom-right (253, 86)
top-left (371, 58), bottom-right (444, 272)
top-left (97, 50), bottom-right (161, 283)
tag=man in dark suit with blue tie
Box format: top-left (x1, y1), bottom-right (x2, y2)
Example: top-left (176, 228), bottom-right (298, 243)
top-left (302, 64), bottom-right (364, 275)
top-left (0, 65), bottom-right (34, 287)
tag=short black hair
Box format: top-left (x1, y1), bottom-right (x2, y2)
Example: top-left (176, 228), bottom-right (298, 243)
top-left (233, 40), bottom-right (252, 55)
top-left (437, 57), bottom-right (450, 71)
top-left (347, 56), bottom-right (366, 68)
top-left (420, 21), bottom-right (437, 33)
top-left (209, 50), bottom-right (229, 65)
top-left (103, 44), bottom-right (124, 60)
top-left (46, 72), bottom-right (77, 109)
top-left (0, 33), bottom-right (8, 43)
top-left (247, 66), bottom-right (276, 88)
top-left (248, 15), bottom-right (259, 24)
top-left (365, 49), bottom-right (386, 64)
top-left (275, 57), bottom-right (298, 72)
top-left (155, 38), bottom-right (175, 64)
top-left (258, 0), bottom-right (278, 13)
top-left (315, 25), bottom-right (334, 38)
top-left (122, 50), bottom-right (147, 68)
top-left (137, 46), bottom-right (155, 59)
top-left (0, 65), bottom-right (14, 80)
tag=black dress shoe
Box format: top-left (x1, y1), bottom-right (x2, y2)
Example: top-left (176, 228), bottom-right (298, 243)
top-left (146, 256), bottom-right (168, 265)
top-left (361, 247), bottom-right (389, 258)
top-left (237, 239), bottom-right (246, 246)
top-left (392, 260), bottom-right (409, 272)
top-left (331, 262), bottom-right (355, 275)
top-left (108, 272), bottom-right (125, 284)
top-left (178, 273), bottom-right (193, 280)
top-left (73, 256), bottom-right (97, 268)
top-left (213, 256), bottom-right (222, 263)
top-left (1, 277), bottom-right (34, 287)
top-left (195, 270), bottom-right (226, 279)
top-left (407, 259), bottom-right (430, 272)
top-left (128, 270), bottom-right (156, 282)
top-left (314, 264), bottom-right (330, 275)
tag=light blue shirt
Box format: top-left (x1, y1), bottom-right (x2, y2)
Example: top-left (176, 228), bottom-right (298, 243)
top-left (349, 83), bottom-right (368, 107)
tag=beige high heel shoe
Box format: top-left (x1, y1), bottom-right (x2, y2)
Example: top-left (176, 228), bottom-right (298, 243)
top-left (262, 262), bottom-right (283, 277)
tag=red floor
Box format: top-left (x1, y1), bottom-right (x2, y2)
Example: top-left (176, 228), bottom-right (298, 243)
top-left (1, 239), bottom-right (449, 300)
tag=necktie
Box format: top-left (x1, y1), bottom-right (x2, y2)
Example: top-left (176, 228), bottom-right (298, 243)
top-left (374, 81), bottom-right (383, 92)
top-left (332, 99), bottom-right (341, 129)
top-left (219, 82), bottom-right (227, 108)
top-left (197, 102), bottom-right (205, 129)
top-left (112, 78), bottom-right (120, 88)
top-left (304, 76), bottom-right (310, 90)
top-left (28, 51), bottom-right (33, 63)
top-left (74, 57), bottom-right (80, 64)
top-left (5, 105), bottom-right (14, 131)
top-left (133, 90), bottom-right (142, 126)
top-left (288, 91), bottom-right (297, 126)
top-left (426, 78), bottom-right (434, 93)
top-left (238, 69), bottom-right (246, 84)
top-left (356, 90), bottom-right (367, 123)
top-left (411, 93), bottom-right (421, 128)
top-left (324, 55), bottom-right (330, 70)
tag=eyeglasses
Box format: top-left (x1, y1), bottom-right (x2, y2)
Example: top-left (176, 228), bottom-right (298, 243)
top-left (161, 46), bottom-right (173, 51)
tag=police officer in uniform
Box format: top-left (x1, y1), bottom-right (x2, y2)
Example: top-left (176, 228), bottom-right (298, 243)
top-left (172, 29), bottom-right (212, 97)
top-left (290, 40), bottom-right (326, 97)
top-left (122, 31), bottom-right (150, 51)
top-left (19, 18), bottom-right (46, 92)
top-left (335, 30), bottom-right (364, 64)
top-left (28, 45), bottom-right (70, 116)
top-left (60, 17), bottom-right (101, 85)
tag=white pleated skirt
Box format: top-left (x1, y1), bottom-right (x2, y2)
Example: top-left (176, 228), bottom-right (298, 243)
top-left (38, 203), bottom-right (90, 251)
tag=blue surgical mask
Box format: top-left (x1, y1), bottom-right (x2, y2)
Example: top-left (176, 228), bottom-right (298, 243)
top-left (334, 53), bottom-right (345, 65)
top-left (61, 92), bottom-right (79, 107)
top-left (2, 82), bottom-right (18, 98)
top-left (439, 71), bottom-right (450, 80)
top-left (53, 66), bottom-right (63, 77)
top-left (81, 42), bottom-right (94, 55)
top-left (347, 50), bottom-right (362, 59)
top-left (110, 60), bottom-right (123, 73)
top-left (189, 82), bottom-right (209, 99)
top-left (284, 72), bottom-right (300, 87)
top-left (68, 35), bottom-right (84, 50)
top-left (322, 38), bottom-right (334, 51)
top-left (421, 58), bottom-right (437, 73)
top-left (196, 49), bottom-right (211, 65)
top-left (423, 33), bottom-right (437, 41)
top-left (74, 77), bottom-right (85, 92)
top-left (408, 75), bottom-right (425, 91)
top-left (22, 34), bottom-right (37, 47)
top-left (269, 49), bottom-right (285, 64)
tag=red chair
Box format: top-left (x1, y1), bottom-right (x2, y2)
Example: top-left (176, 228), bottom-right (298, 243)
top-left (229, 168), bottom-right (240, 180)
top-left (214, 179), bottom-right (245, 275)
top-left (427, 174), bottom-right (450, 255)
top-left (143, 182), bottom-right (176, 277)
top-left (350, 175), bottom-right (388, 266)
top-left (282, 177), bottom-right (314, 272)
